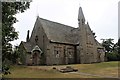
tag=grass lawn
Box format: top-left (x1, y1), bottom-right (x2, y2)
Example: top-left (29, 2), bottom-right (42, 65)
top-left (3, 61), bottom-right (119, 78)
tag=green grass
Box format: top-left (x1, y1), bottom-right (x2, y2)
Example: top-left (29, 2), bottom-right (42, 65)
top-left (3, 61), bottom-right (119, 78)
top-left (72, 61), bottom-right (118, 77)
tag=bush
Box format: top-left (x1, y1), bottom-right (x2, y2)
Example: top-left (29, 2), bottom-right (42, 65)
top-left (106, 52), bottom-right (120, 61)
top-left (2, 59), bottom-right (11, 75)
top-left (2, 65), bottom-right (11, 75)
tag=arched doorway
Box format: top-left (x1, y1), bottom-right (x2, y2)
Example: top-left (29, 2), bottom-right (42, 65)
top-left (31, 45), bottom-right (43, 65)
top-left (32, 51), bottom-right (40, 65)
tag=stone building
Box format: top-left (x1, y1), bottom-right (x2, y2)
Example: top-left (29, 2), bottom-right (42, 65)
top-left (19, 7), bottom-right (105, 65)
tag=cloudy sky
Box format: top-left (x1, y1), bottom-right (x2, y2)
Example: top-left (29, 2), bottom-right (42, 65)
top-left (118, 1), bottom-right (120, 38)
top-left (11, 0), bottom-right (119, 46)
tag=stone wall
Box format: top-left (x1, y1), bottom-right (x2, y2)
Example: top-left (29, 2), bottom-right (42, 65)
top-left (29, 18), bottom-right (49, 65)
top-left (19, 43), bottom-right (27, 64)
top-left (46, 43), bottom-right (77, 65)
top-left (26, 53), bottom-right (32, 65)
top-left (79, 21), bottom-right (102, 63)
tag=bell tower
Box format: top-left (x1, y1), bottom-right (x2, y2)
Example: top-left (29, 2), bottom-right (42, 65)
top-left (78, 7), bottom-right (100, 63)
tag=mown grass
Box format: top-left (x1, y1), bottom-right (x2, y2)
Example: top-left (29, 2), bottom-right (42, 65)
top-left (72, 61), bottom-right (119, 77)
top-left (3, 61), bottom-right (119, 78)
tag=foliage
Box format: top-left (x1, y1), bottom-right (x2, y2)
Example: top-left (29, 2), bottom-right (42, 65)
top-left (106, 52), bottom-right (119, 61)
top-left (101, 38), bottom-right (114, 53)
top-left (101, 38), bottom-right (120, 61)
top-left (2, 64), bottom-right (11, 75)
top-left (2, 2), bottom-right (31, 75)
top-left (118, 38), bottom-right (120, 54)
top-left (11, 46), bottom-right (19, 64)
top-left (2, 2), bottom-right (30, 62)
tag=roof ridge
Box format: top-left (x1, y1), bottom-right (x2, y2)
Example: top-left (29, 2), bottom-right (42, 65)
top-left (38, 16), bottom-right (77, 29)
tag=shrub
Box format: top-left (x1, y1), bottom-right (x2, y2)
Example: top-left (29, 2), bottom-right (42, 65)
top-left (106, 52), bottom-right (119, 61)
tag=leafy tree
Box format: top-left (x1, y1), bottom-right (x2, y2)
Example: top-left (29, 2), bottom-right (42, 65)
top-left (118, 38), bottom-right (120, 54)
top-left (117, 38), bottom-right (120, 60)
top-left (101, 38), bottom-right (114, 53)
top-left (106, 52), bottom-right (118, 61)
top-left (2, 2), bottom-right (31, 75)
top-left (113, 42), bottom-right (118, 53)
top-left (101, 38), bottom-right (120, 61)
top-left (2, 2), bottom-right (31, 62)
top-left (11, 45), bottom-right (19, 64)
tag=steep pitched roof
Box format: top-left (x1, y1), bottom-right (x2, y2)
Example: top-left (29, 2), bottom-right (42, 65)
top-left (38, 17), bottom-right (79, 45)
top-left (20, 41), bottom-right (32, 52)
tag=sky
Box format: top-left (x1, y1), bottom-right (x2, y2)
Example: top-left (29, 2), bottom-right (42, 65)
top-left (118, 1), bottom-right (120, 38)
top-left (11, 0), bottom-right (119, 46)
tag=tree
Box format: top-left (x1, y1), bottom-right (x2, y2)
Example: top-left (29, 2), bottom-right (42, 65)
top-left (2, 2), bottom-right (30, 62)
top-left (11, 45), bottom-right (19, 64)
top-left (113, 42), bottom-right (118, 53)
top-left (117, 38), bottom-right (120, 60)
top-left (2, 2), bottom-right (31, 75)
top-left (118, 38), bottom-right (120, 54)
top-left (101, 38), bottom-right (114, 53)
top-left (101, 38), bottom-right (120, 61)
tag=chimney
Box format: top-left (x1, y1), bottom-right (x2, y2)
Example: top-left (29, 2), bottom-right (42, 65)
top-left (26, 30), bottom-right (30, 42)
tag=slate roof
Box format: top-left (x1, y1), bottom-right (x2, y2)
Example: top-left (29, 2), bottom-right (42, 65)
top-left (21, 41), bottom-right (32, 52)
top-left (38, 17), bottom-right (79, 45)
